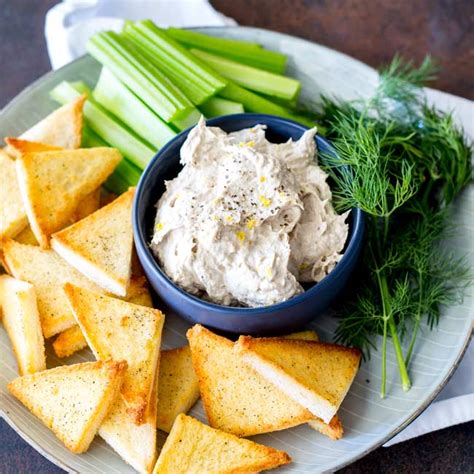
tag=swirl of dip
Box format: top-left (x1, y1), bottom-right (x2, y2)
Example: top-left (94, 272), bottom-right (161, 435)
top-left (151, 118), bottom-right (348, 307)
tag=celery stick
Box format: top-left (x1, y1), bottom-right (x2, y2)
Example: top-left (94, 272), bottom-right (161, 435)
top-left (93, 68), bottom-right (176, 149)
top-left (50, 81), bottom-right (155, 169)
top-left (171, 108), bottom-right (202, 131)
top-left (167, 27), bottom-right (262, 51)
top-left (191, 49), bottom-right (300, 101)
top-left (167, 28), bottom-right (287, 74)
top-left (166, 28), bottom-right (287, 74)
top-left (87, 32), bottom-right (193, 121)
top-left (123, 29), bottom-right (215, 105)
top-left (105, 158), bottom-right (142, 194)
top-left (126, 21), bottom-right (226, 91)
top-left (219, 83), bottom-right (315, 127)
top-left (199, 97), bottom-right (244, 117)
top-left (82, 125), bottom-right (107, 147)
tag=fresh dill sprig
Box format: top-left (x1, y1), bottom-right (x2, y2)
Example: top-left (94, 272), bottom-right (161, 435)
top-left (318, 56), bottom-right (472, 397)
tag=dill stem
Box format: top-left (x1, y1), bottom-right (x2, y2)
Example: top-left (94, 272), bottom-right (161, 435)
top-left (380, 274), bottom-right (412, 392)
top-left (405, 273), bottom-right (423, 367)
top-left (381, 318), bottom-right (388, 398)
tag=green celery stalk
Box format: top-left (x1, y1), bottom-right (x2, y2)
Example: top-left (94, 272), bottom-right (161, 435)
top-left (166, 27), bottom-right (287, 74)
top-left (171, 108), bottom-right (202, 131)
top-left (50, 81), bottom-right (155, 169)
top-left (93, 67), bottom-right (176, 149)
top-left (191, 48), bottom-right (300, 101)
top-left (125, 21), bottom-right (226, 92)
top-left (123, 28), bottom-right (216, 105)
top-left (199, 97), bottom-right (244, 117)
top-left (219, 83), bottom-right (315, 127)
top-left (81, 125), bottom-right (107, 147)
top-left (87, 31), bottom-right (193, 121)
top-left (105, 157), bottom-right (142, 194)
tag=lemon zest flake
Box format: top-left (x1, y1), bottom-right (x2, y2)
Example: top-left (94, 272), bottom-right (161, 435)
top-left (155, 222), bottom-right (164, 232)
top-left (236, 231), bottom-right (246, 242)
top-left (259, 195), bottom-right (272, 207)
top-left (259, 176), bottom-right (267, 183)
top-left (246, 218), bottom-right (257, 230)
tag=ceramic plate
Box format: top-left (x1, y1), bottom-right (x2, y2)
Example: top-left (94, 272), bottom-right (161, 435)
top-left (0, 27), bottom-right (472, 473)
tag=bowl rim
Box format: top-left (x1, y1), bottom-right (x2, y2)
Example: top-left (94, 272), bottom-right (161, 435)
top-left (133, 113), bottom-right (364, 315)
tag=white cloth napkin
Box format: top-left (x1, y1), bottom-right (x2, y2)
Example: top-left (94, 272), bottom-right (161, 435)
top-left (44, 0), bottom-right (473, 447)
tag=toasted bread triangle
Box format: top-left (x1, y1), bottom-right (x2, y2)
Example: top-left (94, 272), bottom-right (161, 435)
top-left (64, 283), bottom-right (165, 424)
top-left (153, 414), bottom-right (291, 474)
top-left (4, 138), bottom-right (61, 158)
top-left (157, 346), bottom-right (200, 433)
top-left (236, 336), bottom-right (361, 423)
top-left (0, 151), bottom-right (28, 242)
top-left (99, 374), bottom-right (158, 474)
top-left (0, 275), bottom-right (46, 375)
top-left (16, 147), bottom-right (121, 247)
top-left (1, 240), bottom-right (106, 338)
top-left (16, 96), bottom-right (85, 150)
top-left (52, 275), bottom-right (153, 358)
top-left (285, 330), bottom-right (343, 440)
top-left (8, 360), bottom-right (126, 453)
top-left (187, 325), bottom-right (314, 437)
top-left (51, 188), bottom-right (135, 296)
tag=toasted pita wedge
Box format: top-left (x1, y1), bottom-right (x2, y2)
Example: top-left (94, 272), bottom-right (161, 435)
top-left (284, 330), bottom-right (343, 440)
top-left (64, 283), bottom-right (164, 424)
top-left (14, 225), bottom-right (38, 245)
top-left (99, 365), bottom-right (158, 473)
top-left (8, 360), bottom-right (126, 453)
top-left (308, 416), bottom-right (344, 441)
top-left (15, 96), bottom-right (85, 150)
top-left (187, 325), bottom-right (314, 437)
top-left (2, 240), bottom-right (105, 338)
top-left (16, 147), bottom-right (121, 247)
top-left (0, 151), bottom-right (28, 242)
top-left (235, 336), bottom-right (361, 424)
top-left (153, 414), bottom-right (291, 474)
top-left (0, 275), bottom-right (46, 375)
top-left (4, 138), bottom-right (61, 158)
top-left (284, 330), bottom-right (319, 341)
top-left (52, 276), bottom-right (153, 358)
top-left (52, 188), bottom-right (134, 296)
top-left (157, 346), bottom-right (200, 433)
top-left (70, 187), bottom-right (101, 223)
top-left (52, 325), bottom-right (88, 359)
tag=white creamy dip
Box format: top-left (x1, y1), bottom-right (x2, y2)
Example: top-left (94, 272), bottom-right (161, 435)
top-left (151, 118), bottom-right (349, 307)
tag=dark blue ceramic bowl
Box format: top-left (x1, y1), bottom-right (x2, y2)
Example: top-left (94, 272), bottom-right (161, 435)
top-left (133, 114), bottom-right (364, 335)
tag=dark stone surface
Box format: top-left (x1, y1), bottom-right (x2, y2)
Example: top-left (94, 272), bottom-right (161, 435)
top-left (0, 0), bottom-right (472, 472)
top-left (212, 0), bottom-right (474, 99)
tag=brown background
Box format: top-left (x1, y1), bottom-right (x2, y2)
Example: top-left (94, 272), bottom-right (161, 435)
top-left (0, 0), bottom-right (473, 472)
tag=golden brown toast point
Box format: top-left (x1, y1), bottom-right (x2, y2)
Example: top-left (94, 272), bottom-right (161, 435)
top-left (51, 188), bottom-right (135, 296)
top-left (0, 151), bottom-right (28, 243)
top-left (284, 330), bottom-right (344, 440)
top-left (13, 95), bottom-right (85, 151)
top-left (4, 138), bottom-right (61, 158)
top-left (52, 275), bottom-right (154, 359)
top-left (15, 188), bottom-right (102, 247)
top-left (16, 147), bottom-right (121, 247)
top-left (70, 187), bottom-right (101, 223)
top-left (64, 283), bottom-right (164, 424)
top-left (153, 414), bottom-right (291, 474)
top-left (308, 415), bottom-right (344, 440)
top-left (99, 372), bottom-right (158, 474)
top-left (187, 325), bottom-right (314, 437)
top-left (2, 240), bottom-right (105, 338)
top-left (236, 336), bottom-right (361, 424)
top-left (0, 275), bottom-right (46, 375)
top-left (8, 359), bottom-right (126, 453)
top-left (157, 346), bottom-right (200, 433)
